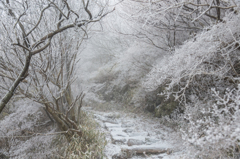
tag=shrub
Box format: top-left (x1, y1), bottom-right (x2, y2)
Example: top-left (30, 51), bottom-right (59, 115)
top-left (181, 85), bottom-right (240, 158)
top-left (143, 9), bottom-right (240, 158)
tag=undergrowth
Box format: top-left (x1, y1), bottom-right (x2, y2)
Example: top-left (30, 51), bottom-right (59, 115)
top-left (63, 111), bottom-right (107, 159)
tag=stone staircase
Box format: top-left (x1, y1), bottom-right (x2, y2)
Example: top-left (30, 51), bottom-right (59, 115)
top-left (92, 111), bottom-right (174, 159)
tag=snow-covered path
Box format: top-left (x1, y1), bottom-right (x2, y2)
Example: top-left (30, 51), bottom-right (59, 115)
top-left (83, 107), bottom-right (182, 159)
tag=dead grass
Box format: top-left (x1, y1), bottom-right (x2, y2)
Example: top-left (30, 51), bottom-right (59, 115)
top-left (62, 111), bottom-right (107, 159)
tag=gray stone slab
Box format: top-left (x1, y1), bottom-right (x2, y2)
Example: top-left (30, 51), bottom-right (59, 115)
top-left (127, 139), bottom-right (145, 146)
top-left (111, 136), bottom-right (127, 144)
top-left (129, 132), bottom-right (149, 137)
top-left (105, 123), bottom-right (121, 130)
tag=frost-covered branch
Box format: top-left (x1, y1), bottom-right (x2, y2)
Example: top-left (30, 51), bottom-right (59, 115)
top-left (0, 0), bottom-right (113, 141)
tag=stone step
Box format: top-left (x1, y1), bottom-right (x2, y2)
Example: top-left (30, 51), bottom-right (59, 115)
top-left (128, 132), bottom-right (149, 137)
top-left (111, 136), bottom-right (127, 144)
top-left (127, 139), bottom-right (145, 146)
top-left (121, 145), bottom-right (172, 158)
top-left (105, 123), bottom-right (121, 130)
top-left (108, 127), bottom-right (126, 132)
top-left (94, 114), bottom-right (118, 124)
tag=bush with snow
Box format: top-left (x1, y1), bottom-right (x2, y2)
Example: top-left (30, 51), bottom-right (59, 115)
top-left (144, 11), bottom-right (240, 103)
top-left (143, 8), bottom-right (240, 158)
top-left (181, 86), bottom-right (240, 158)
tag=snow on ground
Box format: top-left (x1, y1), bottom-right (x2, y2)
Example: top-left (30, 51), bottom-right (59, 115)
top-left (83, 107), bottom-right (184, 159)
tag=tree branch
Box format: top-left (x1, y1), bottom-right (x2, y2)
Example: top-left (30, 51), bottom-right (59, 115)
top-left (82, 0), bottom-right (92, 19)
top-left (32, 38), bottom-right (52, 55)
top-left (0, 54), bottom-right (31, 113)
top-left (26, 4), bottom-right (51, 36)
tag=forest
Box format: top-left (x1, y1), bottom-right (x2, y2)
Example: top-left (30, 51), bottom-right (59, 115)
top-left (0, 0), bottom-right (240, 158)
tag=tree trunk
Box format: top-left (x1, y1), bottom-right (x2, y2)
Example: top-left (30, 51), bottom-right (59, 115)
top-left (0, 54), bottom-right (31, 113)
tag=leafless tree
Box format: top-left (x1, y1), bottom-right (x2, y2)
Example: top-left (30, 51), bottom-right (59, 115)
top-left (0, 0), bottom-right (113, 140)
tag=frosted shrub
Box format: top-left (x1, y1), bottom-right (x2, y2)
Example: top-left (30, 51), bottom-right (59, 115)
top-left (144, 11), bottom-right (240, 103)
top-left (181, 85), bottom-right (240, 158)
top-left (143, 8), bottom-right (240, 158)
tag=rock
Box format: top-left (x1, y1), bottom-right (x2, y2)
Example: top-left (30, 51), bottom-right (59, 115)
top-left (111, 131), bottom-right (128, 138)
top-left (111, 136), bottom-right (126, 144)
top-left (127, 139), bottom-right (144, 146)
top-left (95, 114), bottom-right (119, 124)
top-left (123, 129), bottom-right (133, 133)
top-left (112, 153), bottom-right (127, 159)
top-left (121, 145), bottom-right (170, 158)
top-left (129, 132), bottom-right (149, 137)
top-left (105, 123), bottom-right (121, 130)
top-left (145, 137), bottom-right (160, 144)
top-left (104, 119), bottom-right (118, 124)
top-left (110, 130), bottom-right (128, 144)
top-left (121, 123), bottom-right (134, 128)
top-left (108, 127), bottom-right (126, 132)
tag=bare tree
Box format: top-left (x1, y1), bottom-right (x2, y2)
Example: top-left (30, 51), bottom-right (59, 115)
top-left (117, 0), bottom-right (236, 51)
top-left (0, 0), bottom-right (113, 140)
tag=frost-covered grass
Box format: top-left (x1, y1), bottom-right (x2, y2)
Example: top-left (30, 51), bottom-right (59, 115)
top-left (63, 111), bottom-right (107, 159)
top-left (0, 100), bottom-right (56, 158)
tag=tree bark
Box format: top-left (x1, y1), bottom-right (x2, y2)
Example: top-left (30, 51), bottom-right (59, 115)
top-left (0, 54), bottom-right (31, 113)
